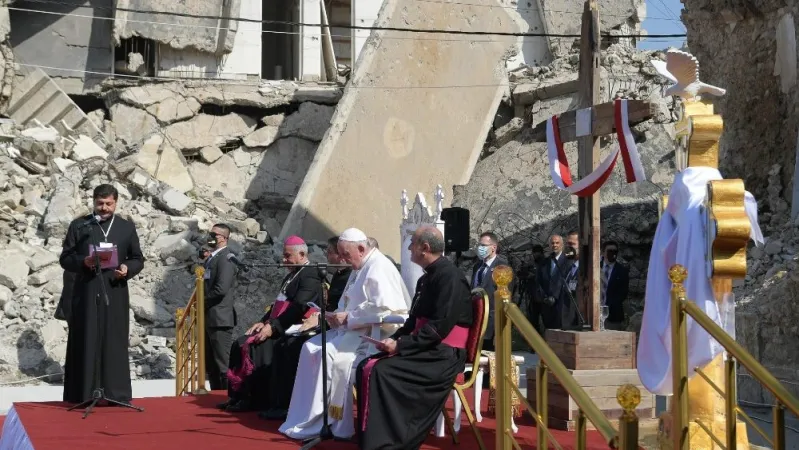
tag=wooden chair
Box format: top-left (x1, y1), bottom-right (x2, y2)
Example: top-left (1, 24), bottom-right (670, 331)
top-left (439, 288), bottom-right (490, 450)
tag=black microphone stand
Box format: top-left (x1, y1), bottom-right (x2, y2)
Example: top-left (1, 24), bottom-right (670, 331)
top-left (68, 217), bottom-right (144, 418)
top-left (242, 260), bottom-right (351, 448)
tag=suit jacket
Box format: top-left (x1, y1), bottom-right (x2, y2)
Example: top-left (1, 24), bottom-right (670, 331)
top-left (471, 254), bottom-right (512, 342)
top-left (601, 261), bottom-right (629, 322)
top-left (261, 265), bottom-right (325, 337)
top-left (203, 247), bottom-right (237, 328)
top-left (537, 253), bottom-right (574, 303)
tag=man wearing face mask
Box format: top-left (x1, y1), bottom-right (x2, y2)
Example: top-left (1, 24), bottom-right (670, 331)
top-left (601, 241), bottom-right (629, 330)
top-left (537, 234), bottom-right (574, 331)
top-left (557, 245), bottom-right (581, 330)
top-left (471, 231), bottom-right (511, 352)
top-left (203, 224), bottom-right (238, 393)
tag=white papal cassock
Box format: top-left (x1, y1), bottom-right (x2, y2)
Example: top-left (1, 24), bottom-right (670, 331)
top-left (279, 248), bottom-right (411, 439)
top-left (637, 167), bottom-right (763, 395)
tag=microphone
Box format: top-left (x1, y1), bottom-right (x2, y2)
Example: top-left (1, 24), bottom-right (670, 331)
top-left (226, 253), bottom-right (251, 272)
top-left (78, 215), bottom-right (101, 228)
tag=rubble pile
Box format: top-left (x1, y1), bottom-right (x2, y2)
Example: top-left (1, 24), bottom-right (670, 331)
top-left (731, 165), bottom-right (799, 402)
top-left (0, 80), bottom-right (340, 385)
top-left (454, 43), bottom-right (677, 328)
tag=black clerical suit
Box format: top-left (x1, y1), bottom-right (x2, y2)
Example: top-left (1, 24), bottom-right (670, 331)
top-left (470, 254), bottom-right (511, 351)
top-left (602, 260), bottom-right (629, 326)
top-left (203, 246), bottom-right (237, 390)
top-left (356, 256), bottom-right (473, 450)
top-left (557, 259), bottom-right (581, 330)
top-left (55, 270), bottom-right (77, 323)
top-left (225, 264), bottom-right (324, 412)
top-left (59, 214), bottom-right (144, 403)
top-left (537, 253), bottom-right (574, 330)
top-left (326, 267), bottom-right (352, 311)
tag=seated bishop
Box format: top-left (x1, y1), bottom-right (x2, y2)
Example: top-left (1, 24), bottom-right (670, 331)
top-left (278, 227), bottom-right (411, 439)
top-left (218, 235), bottom-right (324, 412)
top-left (355, 225), bottom-right (473, 450)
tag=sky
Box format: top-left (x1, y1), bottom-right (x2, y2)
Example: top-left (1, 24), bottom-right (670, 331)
top-left (637, 0), bottom-right (687, 51)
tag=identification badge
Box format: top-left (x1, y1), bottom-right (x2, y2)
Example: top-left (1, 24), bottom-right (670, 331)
top-left (276, 293), bottom-right (288, 302)
top-left (99, 242), bottom-right (113, 249)
top-left (203, 269), bottom-right (211, 280)
top-left (568, 280), bottom-right (577, 291)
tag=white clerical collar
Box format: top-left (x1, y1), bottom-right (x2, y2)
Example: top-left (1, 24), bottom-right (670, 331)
top-left (483, 255), bottom-right (496, 267)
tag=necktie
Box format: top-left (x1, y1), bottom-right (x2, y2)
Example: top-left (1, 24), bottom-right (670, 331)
top-left (601, 264), bottom-right (611, 305)
top-left (475, 264), bottom-right (487, 287)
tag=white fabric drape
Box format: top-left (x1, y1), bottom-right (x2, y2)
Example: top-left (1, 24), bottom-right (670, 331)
top-left (637, 167), bottom-right (763, 395)
top-left (0, 406), bottom-right (35, 450)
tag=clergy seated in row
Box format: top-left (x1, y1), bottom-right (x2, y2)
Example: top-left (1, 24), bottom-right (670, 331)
top-left (217, 236), bottom-right (325, 415)
top-left (355, 225), bottom-right (474, 449)
top-left (278, 228), bottom-right (412, 439)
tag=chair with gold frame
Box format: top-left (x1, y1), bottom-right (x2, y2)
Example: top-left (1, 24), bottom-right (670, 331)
top-left (440, 287), bottom-right (490, 450)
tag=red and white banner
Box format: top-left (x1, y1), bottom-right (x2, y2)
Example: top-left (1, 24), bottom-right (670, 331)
top-left (546, 99), bottom-right (646, 197)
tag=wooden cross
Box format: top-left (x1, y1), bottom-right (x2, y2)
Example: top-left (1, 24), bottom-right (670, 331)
top-left (530, 1), bottom-right (654, 331)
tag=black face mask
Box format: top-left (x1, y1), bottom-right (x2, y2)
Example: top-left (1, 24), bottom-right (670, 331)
top-left (565, 247), bottom-right (577, 260)
top-left (606, 249), bottom-right (618, 263)
top-left (207, 232), bottom-right (220, 246)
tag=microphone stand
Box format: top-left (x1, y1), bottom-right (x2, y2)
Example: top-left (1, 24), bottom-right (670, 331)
top-left (68, 217), bottom-right (144, 418)
top-left (239, 260), bottom-right (351, 449)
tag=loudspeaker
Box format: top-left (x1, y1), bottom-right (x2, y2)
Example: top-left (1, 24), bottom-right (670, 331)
top-left (440, 207), bottom-right (470, 252)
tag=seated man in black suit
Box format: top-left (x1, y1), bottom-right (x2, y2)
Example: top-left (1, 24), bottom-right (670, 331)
top-left (218, 235), bottom-right (324, 412)
top-left (601, 241), bottom-right (629, 330)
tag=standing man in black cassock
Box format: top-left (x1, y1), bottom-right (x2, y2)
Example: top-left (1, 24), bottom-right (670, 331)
top-left (355, 225), bottom-right (473, 449)
top-left (59, 184), bottom-right (144, 404)
top-left (202, 223), bottom-right (237, 391)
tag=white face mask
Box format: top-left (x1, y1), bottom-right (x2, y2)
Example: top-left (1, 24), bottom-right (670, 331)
top-left (476, 245), bottom-right (490, 260)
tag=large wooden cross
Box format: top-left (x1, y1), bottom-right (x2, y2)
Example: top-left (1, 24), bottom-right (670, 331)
top-left (529, 1), bottom-right (654, 331)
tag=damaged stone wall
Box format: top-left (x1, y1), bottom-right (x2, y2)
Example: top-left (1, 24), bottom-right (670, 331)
top-left (681, 0), bottom-right (799, 402)
top-left (0, 79), bottom-right (341, 384)
top-left (9, 0), bottom-right (114, 94)
top-left (114, 0), bottom-right (240, 55)
top-left (453, 43), bottom-right (677, 328)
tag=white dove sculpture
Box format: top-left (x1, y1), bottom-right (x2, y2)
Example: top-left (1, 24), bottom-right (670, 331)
top-left (650, 49), bottom-right (727, 100)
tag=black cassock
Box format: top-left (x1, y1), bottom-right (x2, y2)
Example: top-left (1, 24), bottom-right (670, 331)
top-left (355, 256), bottom-right (473, 450)
top-left (226, 265), bottom-right (323, 410)
top-left (59, 214), bottom-right (145, 403)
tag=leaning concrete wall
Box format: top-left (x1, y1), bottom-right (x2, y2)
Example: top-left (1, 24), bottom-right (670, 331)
top-left (280, 0), bottom-right (522, 259)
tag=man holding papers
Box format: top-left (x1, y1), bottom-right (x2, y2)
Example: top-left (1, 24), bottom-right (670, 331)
top-left (219, 235), bottom-right (324, 412)
top-left (355, 226), bottom-right (473, 449)
top-left (59, 184), bottom-right (145, 404)
top-left (279, 228), bottom-right (411, 440)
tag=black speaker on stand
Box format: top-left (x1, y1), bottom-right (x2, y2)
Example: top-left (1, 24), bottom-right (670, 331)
top-left (440, 207), bottom-right (470, 262)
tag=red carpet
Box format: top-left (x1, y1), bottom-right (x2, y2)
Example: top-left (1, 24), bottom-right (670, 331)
top-left (7, 390), bottom-right (613, 449)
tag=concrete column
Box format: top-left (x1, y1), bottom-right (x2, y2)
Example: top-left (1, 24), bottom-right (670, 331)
top-left (301, 0), bottom-right (322, 81)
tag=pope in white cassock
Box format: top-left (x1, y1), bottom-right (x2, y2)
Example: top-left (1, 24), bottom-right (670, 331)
top-left (637, 166), bottom-right (763, 395)
top-left (279, 227), bottom-right (411, 440)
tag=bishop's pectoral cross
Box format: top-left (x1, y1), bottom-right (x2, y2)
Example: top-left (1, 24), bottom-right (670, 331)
top-left (530, 0), bottom-right (653, 330)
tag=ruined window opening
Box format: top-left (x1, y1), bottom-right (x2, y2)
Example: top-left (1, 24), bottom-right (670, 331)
top-left (261, 0), bottom-right (300, 80)
top-left (219, 139), bottom-right (242, 154)
top-left (114, 37), bottom-right (156, 78)
top-left (327, 0), bottom-right (352, 71)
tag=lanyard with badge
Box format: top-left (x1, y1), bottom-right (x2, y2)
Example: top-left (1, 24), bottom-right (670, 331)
top-left (89, 215), bottom-right (119, 270)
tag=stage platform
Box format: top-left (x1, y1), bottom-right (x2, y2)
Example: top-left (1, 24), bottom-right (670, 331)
top-left (0, 390), bottom-right (614, 449)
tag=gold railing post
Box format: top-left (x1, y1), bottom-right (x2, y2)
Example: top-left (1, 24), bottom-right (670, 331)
top-left (195, 267), bottom-right (208, 394)
top-left (536, 362), bottom-right (548, 450)
top-left (617, 384), bottom-right (641, 450)
top-left (773, 403), bottom-right (785, 450)
top-left (725, 355), bottom-right (738, 450)
top-left (669, 264), bottom-right (690, 450)
top-left (175, 307), bottom-right (185, 396)
top-left (492, 266), bottom-right (513, 450)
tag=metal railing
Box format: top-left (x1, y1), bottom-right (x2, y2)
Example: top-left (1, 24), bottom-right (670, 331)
top-left (492, 265), bottom-right (640, 450)
top-left (668, 264), bottom-right (799, 450)
top-left (175, 266), bottom-right (208, 396)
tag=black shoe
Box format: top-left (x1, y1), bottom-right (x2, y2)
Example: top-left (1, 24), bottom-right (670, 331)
top-left (258, 408), bottom-right (288, 420)
top-left (217, 399), bottom-right (237, 410)
top-left (226, 400), bottom-right (253, 412)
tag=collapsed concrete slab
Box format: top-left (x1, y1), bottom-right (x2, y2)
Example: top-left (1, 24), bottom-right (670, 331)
top-left (279, 0), bottom-right (523, 259)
